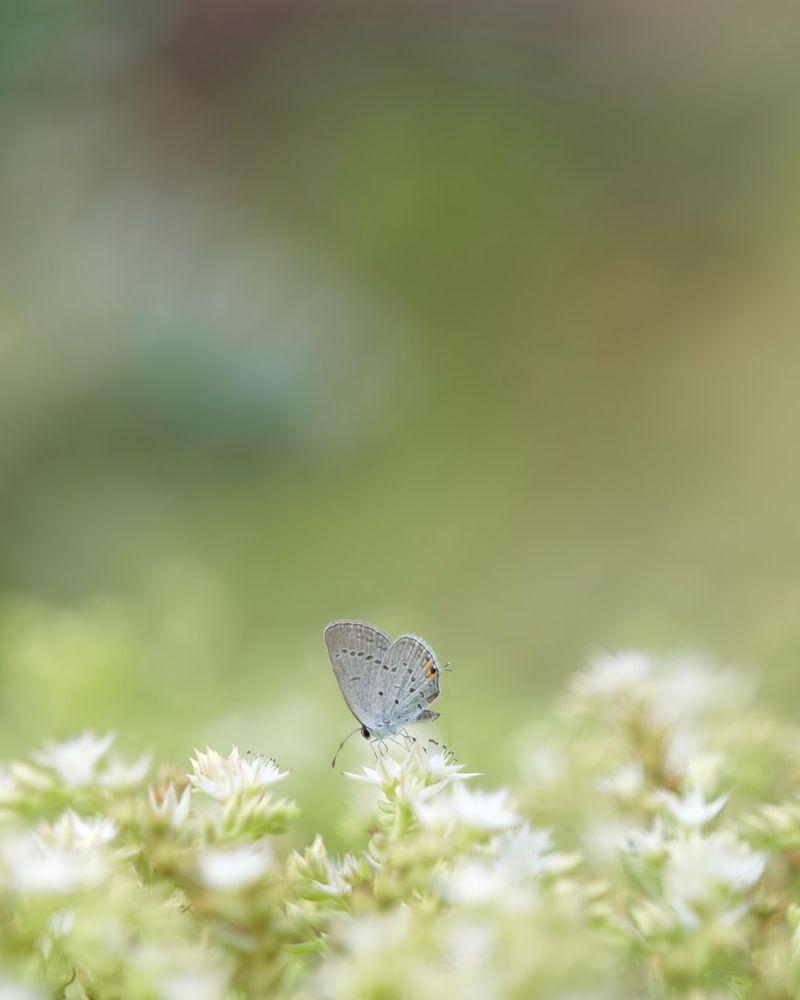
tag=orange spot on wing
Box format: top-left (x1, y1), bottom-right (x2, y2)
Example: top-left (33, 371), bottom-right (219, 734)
top-left (422, 659), bottom-right (438, 679)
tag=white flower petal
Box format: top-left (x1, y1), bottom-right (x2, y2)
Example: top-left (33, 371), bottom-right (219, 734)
top-left (149, 784), bottom-right (192, 829)
top-left (196, 843), bottom-right (271, 890)
top-left (665, 831), bottom-right (766, 904)
top-left (32, 732), bottom-right (115, 787)
top-left (415, 784), bottom-right (518, 832)
top-left (188, 747), bottom-right (288, 802)
top-left (660, 788), bottom-right (729, 828)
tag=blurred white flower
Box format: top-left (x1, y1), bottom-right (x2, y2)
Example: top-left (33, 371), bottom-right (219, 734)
top-left (415, 784), bottom-right (518, 832)
top-left (684, 752), bottom-right (726, 794)
top-left (517, 743), bottom-right (568, 787)
top-left (196, 843), bottom-right (272, 890)
top-left (149, 783), bottom-right (191, 829)
top-left (630, 897), bottom-right (698, 937)
top-left (439, 919), bottom-right (501, 1000)
top-left (32, 731), bottom-right (115, 787)
top-left (7, 762), bottom-right (51, 793)
top-left (315, 860), bottom-right (361, 898)
top-left (40, 907), bottom-right (75, 959)
top-left (0, 767), bottom-right (18, 806)
top-left (99, 752), bottom-right (152, 790)
top-left (128, 941), bottom-right (231, 1000)
top-left (659, 787), bottom-right (729, 828)
top-left (47, 810), bottom-right (118, 849)
top-left (158, 969), bottom-right (230, 1000)
top-left (573, 651), bottom-right (653, 700)
top-left (595, 762), bottom-right (644, 801)
top-left (0, 979), bottom-right (44, 1000)
top-left (444, 858), bottom-right (529, 909)
top-left (49, 908), bottom-right (75, 937)
top-left (2, 828), bottom-right (108, 894)
top-left (311, 848), bottom-right (363, 898)
top-left (290, 834), bottom-right (367, 899)
top-left (649, 655), bottom-right (752, 724)
top-left (622, 818), bottom-right (667, 861)
top-left (340, 905), bottom-right (412, 956)
top-left (440, 824), bottom-right (568, 911)
top-left (493, 824), bottom-right (576, 876)
top-left (189, 747), bottom-right (288, 801)
top-left (583, 820), bottom-right (651, 863)
top-left (665, 831), bottom-right (766, 904)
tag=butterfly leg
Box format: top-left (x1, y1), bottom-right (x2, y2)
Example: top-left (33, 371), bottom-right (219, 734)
top-left (399, 728), bottom-right (416, 750)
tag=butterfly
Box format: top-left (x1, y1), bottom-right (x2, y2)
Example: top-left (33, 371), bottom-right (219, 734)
top-left (324, 620), bottom-right (442, 765)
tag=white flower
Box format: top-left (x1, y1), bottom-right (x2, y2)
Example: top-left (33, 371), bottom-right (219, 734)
top-left (149, 783), bottom-right (192, 829)
top-left (0, 767), bottom-right (19, 806)
top-left (684, 752), bottom-right (726, 794)
top-left (196, 843), bottom-right (272, 890)
top-left (158, 969), bottom-right (230, 1000)
top-left (439, 919), bottom-right (502, 1000)
top-left (444, 858), bottom-right (534, 910)
top-left (49, 908), bottom-right (75, 937)
top-left (2, 828), bottom-right (108, 894)
top-left (1, 810), bottom-right (116, 895)
top-left (583, 820), bottom-right (643, 863)
top-left (420, 746), bottom-right (480, 784)
top-left (345, 746), bottom-right (478, 787)
top-left (46, 810), bottom-right (118, 850)
top-left (345, 746), bottom-right (478, 804)
top-left (0, 979), bottom-right (45, 1000)
top-left (663, 730), bottom-right (703, 780)
top-left (631, 897), bottom-right (699, 937)
top-left (415, 784), bottom-right (518, 832)
top-left (665, 831), bottom-right (766, 904)
top-left (517, 743), bottom-right (567, 787)
top-left (595, 762), bottom-right (644, 801)
top-left (188, 747), bottom-right (288, 801)
top-left (573, 651), bottom-right (653, 699)
top-left (659, 787), bottom-right (729, 828)
top-left (443, 828), bottom-right (565, 911)
top-left (339, 906), bottom-right (412, 957)
top-left (649, 655), bottom-right (752, 724)
top-left (7, 762), bottom-right (51, 793)
top-left (622, 818), bottom-right (667, 861)
top-left (99, 752), bottom-right (152, 790)
top-left (312, 853), bottom-right (363, 897)
top-left (32, 731), bottom-right (115, 787)
top-left (493, 824), bottom-right (575, 876)
top-left (40, 908), bottom-right (75, 959)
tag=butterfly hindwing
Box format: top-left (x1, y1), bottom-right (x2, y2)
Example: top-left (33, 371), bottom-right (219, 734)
top-left (376, 633), bottom-right (441, 730)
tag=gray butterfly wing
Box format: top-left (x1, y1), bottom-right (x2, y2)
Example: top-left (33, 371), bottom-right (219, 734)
top-left (377, 633), bottom-right (441, 730)
top-left (324, 620), bottom-right (391, 729)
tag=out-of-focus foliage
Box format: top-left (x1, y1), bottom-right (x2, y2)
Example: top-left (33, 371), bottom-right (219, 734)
top-left (4, 653), bottom-right (800, 998)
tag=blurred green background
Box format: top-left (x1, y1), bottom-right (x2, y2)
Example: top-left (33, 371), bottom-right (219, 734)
top-left (2, 1), bottom-right (800, 834)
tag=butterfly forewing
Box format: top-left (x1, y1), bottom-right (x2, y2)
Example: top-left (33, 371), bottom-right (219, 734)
top-left (324, 620), bottom-right (391, 730)
top-left (377, 634), bottom-right (441, 729)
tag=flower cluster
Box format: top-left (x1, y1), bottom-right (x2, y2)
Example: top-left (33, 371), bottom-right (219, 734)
top-left (2, 651), bottom-right (800, 998)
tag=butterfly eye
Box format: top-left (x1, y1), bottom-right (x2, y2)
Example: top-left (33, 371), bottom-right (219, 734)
top-left (361, 726), bottom-right (371, 739)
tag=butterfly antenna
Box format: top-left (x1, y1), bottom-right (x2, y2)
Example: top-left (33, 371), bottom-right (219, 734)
top-left (331, 725), bottom-right (362, 769)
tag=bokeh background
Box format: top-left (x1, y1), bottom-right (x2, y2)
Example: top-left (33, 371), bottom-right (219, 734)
top-left (3, 0), bottom-right (800, 836)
